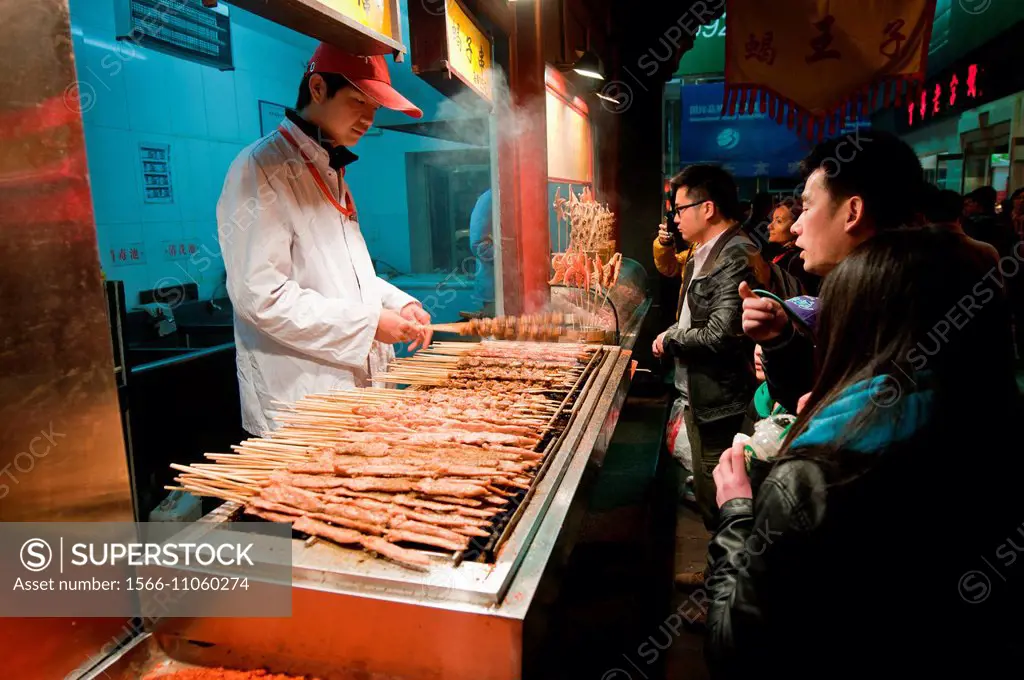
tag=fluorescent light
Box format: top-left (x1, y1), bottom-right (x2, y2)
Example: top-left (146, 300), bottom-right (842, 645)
top-left (571, 50), bottom-right (605, 80)
top-left (573, 67), bottom-right (604, 80)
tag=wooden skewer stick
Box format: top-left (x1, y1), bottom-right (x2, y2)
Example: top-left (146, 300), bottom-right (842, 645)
top-left (232, 442), bottom-right (311, 456)
top-left (204, 454), bottom-right (283, 468)
top-left (173, 474), bottom-right (257, 497)
top-left (171, 464), bottom-right (263, 491)
top-left (167, 482), bottom-right (249, 505)
top-left (191, 463), bottom-right (268, 478)
top-left (427, 323), bottom-right (469, 333)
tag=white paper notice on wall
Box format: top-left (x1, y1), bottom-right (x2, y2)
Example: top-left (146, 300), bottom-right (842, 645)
top-left (109, 243), bottom-right (147, 267)
top-left (140, 143), bottom-right (173, 203)
top-left (259, 101), bottom-right (287, 136)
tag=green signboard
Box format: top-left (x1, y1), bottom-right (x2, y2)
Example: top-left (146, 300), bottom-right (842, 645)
top-left (674, 3), bottom-right (1024, 81)
top-left (927, 0), bottom-right (1024, 76)
top-left (675, 12), bottom-right (726, 77)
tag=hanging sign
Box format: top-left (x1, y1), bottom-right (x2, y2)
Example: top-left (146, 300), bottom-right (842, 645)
top-left (445, 0), bottom-right (492, 100)
top-left (320, 0), bottom-right (394, 39)
top-left (724, 0), bottom-right (937, 140)
top-left (409, 0), bottom-right (494, 104)
top-left (224, 0), bottom-right (405, 57)
top-left (674, 12), bottom-right (727, 77)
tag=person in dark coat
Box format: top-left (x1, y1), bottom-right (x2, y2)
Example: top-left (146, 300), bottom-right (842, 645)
top-left (740, 131), bottom-right (925, 413)
top-left (766, 197), bottom-right (819, 295)
top-left (706, 228), bottom-right (1022, 679)
top-left (962, 185), bottom-right (1018, 259)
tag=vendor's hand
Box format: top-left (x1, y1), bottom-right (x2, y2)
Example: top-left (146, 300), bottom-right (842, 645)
top-left (797, 392), bottom-right (812, 414)
top-left (652, 331), bottom-right (667, 358)
top-left (714, 442), bottom-right (753, 507)
top-left (400, 302), bottom-right (432, 352)
top-left (375, 309), bottom-right (418, 345)
top-left (657, 223), bottom-right (674, 246)
top-left (739, 282), bottom-right (789, 343)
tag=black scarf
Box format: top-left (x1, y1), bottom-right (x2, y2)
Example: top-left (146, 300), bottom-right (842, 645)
top-left (284, 108), bottom-right (358, 171)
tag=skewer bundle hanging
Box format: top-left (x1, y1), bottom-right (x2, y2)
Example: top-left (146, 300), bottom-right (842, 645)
top-left (549, 186), bottom-right (623, 323)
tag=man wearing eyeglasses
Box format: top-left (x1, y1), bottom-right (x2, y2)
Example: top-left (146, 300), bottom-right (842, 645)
top-left (652, 165), bottom-right (771, 589)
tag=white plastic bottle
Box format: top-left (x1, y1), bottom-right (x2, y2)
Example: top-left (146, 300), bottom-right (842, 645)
top-left (740, 414), bottom-right (796, 470)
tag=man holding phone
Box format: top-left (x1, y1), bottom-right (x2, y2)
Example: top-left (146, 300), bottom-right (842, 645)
top-left (652, 165), bottom-right (771, 561)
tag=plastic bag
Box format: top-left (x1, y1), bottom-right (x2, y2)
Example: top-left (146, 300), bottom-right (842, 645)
top-left (667, 396), bottom-right (693, 472)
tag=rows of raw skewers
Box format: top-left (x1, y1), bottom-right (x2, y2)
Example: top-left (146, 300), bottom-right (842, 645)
top-left (168, 341), bottom-right (596, 571)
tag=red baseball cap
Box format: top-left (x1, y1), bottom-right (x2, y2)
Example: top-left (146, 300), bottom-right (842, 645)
top-left (307, 43), bottom-right (423, 119)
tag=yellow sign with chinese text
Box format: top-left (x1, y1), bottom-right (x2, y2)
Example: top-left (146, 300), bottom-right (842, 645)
top-left (321, 0), bottom-right (393, 39)
top-left (444, 0), bottom-right (493, 101)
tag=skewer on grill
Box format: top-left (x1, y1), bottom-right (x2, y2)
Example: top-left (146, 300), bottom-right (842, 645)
top-left (426, 312), bottom-right (575, 340)
top-left (167, 341), bottom-right (592, 571)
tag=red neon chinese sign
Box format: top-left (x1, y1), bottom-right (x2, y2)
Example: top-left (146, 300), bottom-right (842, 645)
top-left (906, 63), bottom-right (980, 127)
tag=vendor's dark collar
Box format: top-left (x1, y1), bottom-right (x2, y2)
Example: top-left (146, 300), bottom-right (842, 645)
top-left (285, 109), bottom-right (358, 171)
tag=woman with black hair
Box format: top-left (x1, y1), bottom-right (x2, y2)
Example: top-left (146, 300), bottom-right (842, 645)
top-left (767, 197), bottom-right (819, 295)
top-left (704, 228), bottom-right (1022, 678)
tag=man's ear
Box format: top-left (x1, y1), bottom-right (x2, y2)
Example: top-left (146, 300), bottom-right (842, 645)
top-left (308, 73), bottom-right (326, 105)
top-left (703, 200), bottom-right (716, 222)
top-left (844, 196), bottom-right (866, 233)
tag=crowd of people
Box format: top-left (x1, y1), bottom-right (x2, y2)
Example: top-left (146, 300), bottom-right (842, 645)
top-left (653, 130), bottom-right (1022, 677)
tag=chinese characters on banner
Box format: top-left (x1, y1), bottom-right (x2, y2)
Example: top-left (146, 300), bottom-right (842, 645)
top-left (804, 15), bottom-right (840, 64)
top-left (444, 0), bottom-right (492, 101)
top-left (725, 0), bottom-right (937, 139)
top-left (745, 31), bottom-right (777, 65)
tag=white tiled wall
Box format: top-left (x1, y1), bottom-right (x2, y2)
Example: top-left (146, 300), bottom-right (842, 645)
top-left (71, 0), bottom-right (481, 306)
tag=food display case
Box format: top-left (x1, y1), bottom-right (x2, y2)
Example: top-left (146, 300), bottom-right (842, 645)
top-left (550, 257), bottom-right (650, 350)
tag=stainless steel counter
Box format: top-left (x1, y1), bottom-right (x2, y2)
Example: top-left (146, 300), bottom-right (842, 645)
top-left (87, 346), bottom-right (636, 680)
top-left (130, 342), bottom-right (235, 375)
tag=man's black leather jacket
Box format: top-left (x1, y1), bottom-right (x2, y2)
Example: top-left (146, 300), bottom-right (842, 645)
top-left (664, 225), bottom-right (771, 425)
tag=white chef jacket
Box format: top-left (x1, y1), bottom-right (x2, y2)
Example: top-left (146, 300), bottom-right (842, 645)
top-left (216, 117), bottom-right (417, 436)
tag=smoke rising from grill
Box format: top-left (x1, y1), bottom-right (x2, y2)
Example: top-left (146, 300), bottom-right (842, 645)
top-left (433, 66), bottom-right (545, 146)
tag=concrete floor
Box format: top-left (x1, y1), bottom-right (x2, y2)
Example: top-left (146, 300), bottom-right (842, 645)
top-left (530, 385), bottom-right (713, 680)
top-left (666, 501), bottom-right (712, 680)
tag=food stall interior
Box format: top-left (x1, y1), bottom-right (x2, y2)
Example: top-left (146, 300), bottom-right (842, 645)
top-left (2, 0), bottom-right (671, 678)
top-left (76, 0), bottom-right (508, 522)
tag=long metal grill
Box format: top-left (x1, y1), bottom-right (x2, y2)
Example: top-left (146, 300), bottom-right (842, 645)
top-left (168, 341), bottom-right (604, 569)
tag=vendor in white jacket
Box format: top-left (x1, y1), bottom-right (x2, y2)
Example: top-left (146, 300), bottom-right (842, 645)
top-left (217, 43), bottom-right (431, 436)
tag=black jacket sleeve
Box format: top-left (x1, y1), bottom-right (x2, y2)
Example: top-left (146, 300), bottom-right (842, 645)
top-left (704, 461), bottom-right (826, 679)
top-left (663, 244), bottom-right (762, 359)
top-left (760, 323), bottom-right (815, 413)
